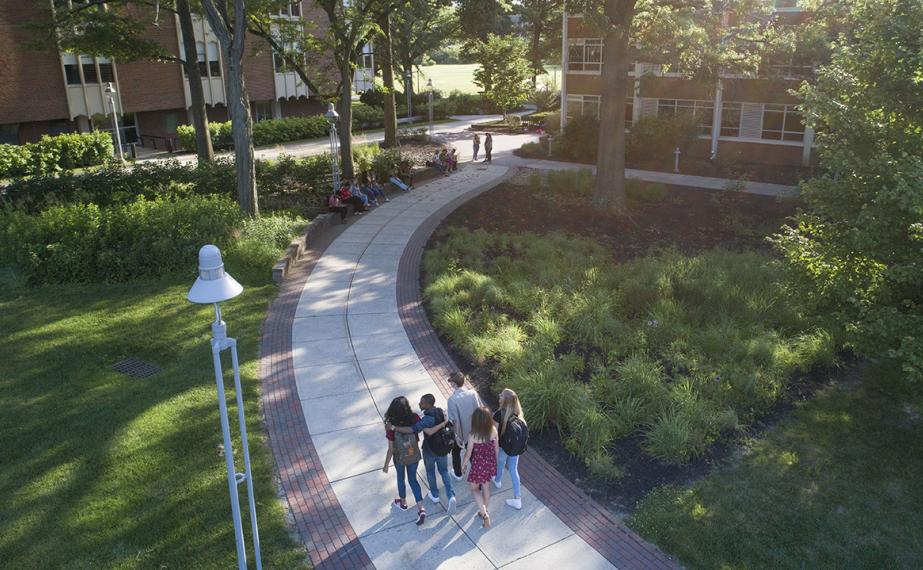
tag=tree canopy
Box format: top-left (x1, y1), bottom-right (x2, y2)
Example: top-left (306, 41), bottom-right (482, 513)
top-left (472, 33), bottom-right (531, 118)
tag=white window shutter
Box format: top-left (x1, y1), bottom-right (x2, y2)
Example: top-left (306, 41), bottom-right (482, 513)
top-left (640, 98), bottom-right (658, 117)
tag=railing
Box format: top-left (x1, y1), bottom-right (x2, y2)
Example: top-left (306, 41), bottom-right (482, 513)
top-left (139, 134), bottom-right (178, 153)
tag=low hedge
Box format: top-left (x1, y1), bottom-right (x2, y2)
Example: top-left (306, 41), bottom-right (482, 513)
top-left (0, 131), bottom-right (114, 179)
top-left (0, 194), bottom-right (242, 283)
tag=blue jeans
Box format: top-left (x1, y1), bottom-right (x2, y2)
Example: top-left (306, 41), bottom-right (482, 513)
top-left (364, 185), bottom-right (386, 200)
top-left (495, 449), bottom-right (521, 498)
top-left (395, 461), bottom-right (423, 502)
top-left (389, 176), bottom-right (410, 191)
top-left (422, 446), bottom-right (455, 500)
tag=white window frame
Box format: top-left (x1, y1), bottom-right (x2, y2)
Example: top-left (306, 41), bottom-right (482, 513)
top-left (566, 94), bottom-right (634, 129)
top-left (656, 99), bottom-right (714, 137)
top-left (761, 103), bottom-right (805, 142)
top-left (567, 38), bottom-right (602, 74)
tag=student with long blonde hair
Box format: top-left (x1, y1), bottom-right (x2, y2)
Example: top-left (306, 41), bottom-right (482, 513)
top-left (492, 388), bottom-right (528, 510)
top-left (462, 406), bottom-right (498, 528)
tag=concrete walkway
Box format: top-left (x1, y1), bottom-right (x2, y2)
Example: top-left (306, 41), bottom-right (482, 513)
top-left (290, 165), bottom-right (620, 569)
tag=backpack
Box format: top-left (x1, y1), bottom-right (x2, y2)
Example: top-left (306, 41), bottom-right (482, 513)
top-left (426, 408), bottom-right (455, 457)
top-left (327, 194), bottom-right (340, 208)
top-left (499, 414), bottom-right (529, 456)
top-left (392, 429), bottom-right (421, 465)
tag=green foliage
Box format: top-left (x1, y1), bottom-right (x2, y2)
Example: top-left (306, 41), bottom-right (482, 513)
top-left (0, 131), bottom-right (114, 179)
top-left (472, 34), bottom-right (532, 116)
top-left (178, 116), bottom-right (331, 151)
top-left (627, 115), bottom-right (699, 163)
top-left (554, 114), bottom-right (599, 160)
top-left (0, 194), bottom-right (242, 284)
top-left (531, 87), bottom-right (560, 112)
top-left (772, 0), bottom-right (923, 382)
top-left (351, 102), bottom-right (385, 129)
top-left (423, 229), bottom-right (829, 468)
top-left (625, 179), bottom-right (667, 203)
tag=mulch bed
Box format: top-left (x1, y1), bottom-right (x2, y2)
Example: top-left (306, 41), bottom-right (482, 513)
top-left (421, 178), bottom-right (834, 516)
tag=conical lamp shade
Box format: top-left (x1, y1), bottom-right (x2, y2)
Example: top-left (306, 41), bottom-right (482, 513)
top-left (187, 245), bottom-right (243, 304)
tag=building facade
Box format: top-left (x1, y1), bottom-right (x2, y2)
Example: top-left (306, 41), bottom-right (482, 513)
top-left (0, 1), bottom-right (374, 149)
top-left (560, 2), bottom-right (815, 167)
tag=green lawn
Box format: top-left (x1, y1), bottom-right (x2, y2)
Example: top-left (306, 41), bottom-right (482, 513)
top-left (630, 364), bottom-right (923, 569)
top-left (0, 270), bottom-right (306, 568)
top-left (417, 63), bottom-right (561, 95)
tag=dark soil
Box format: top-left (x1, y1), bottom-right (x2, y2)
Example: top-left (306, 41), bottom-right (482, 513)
top-left (421, 178), bottom-right (836, 517)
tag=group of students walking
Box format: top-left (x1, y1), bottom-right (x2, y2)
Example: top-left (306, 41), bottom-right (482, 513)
top-left (382, 372), bottom-right (528, 529)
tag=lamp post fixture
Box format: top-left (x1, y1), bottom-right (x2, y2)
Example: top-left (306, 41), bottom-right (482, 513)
top-left (325, 103), bottom-right (340, 193)
top-left (187, 245), bottom-right (262, 570)
top-left (427, 78), bottom-right (434, 137)
top-left (104, 82), bottom-right (125, 162)
top-left (405, 70), bottom-right (413, 124)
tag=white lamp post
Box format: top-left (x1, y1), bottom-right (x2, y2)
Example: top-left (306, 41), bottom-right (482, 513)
top-left (325, 103), bottom-right (340, 193)
top-left (405, 71), bottom-right (413, 124)
top-left (105, 82), bottom-right (125, 163)
top-left (187, 245), bottom-right (262, 570)
top-left (427, 78), bottom-right (434, 137)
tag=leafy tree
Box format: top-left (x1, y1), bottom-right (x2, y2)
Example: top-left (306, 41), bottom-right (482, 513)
top-left (773, 0), bottom-right (923, 381)
top-left (570, 0), bottom-right (779, 212)
top-left (473, 34), bottom-right (531, 120)
top-left (30, 0), bottom-right (215, 163)
top-left (514, 0), bottom-right (563, 86)
top-left (456, 0), bottom-right (512, 45)
top-left (390, 0), bottom-right (459, 98)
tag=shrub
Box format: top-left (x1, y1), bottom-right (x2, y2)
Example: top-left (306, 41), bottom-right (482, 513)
top-left (352, 103), bottom-right (385, 129)
top-left (0, 194), bottom-right (241, 283)
top-left (544, 168), bottom-right (594, 200)
top-left (177, 121), bottom-right (233, 151)
top-left (531, 88), bottom-right (560, 112)
top-left (554, 114), bottom-right (599, 161)
top-left (178, 116), bottom-right (329, 151)
top-left (627, 116), bottom-right (699, 163)
top-left (0, 131), bottom-right (114, 179)
top-left (626, 179), bottom-right (668, 203)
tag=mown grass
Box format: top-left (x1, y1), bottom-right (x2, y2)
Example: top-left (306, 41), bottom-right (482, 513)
top-left (629, 363), bottom-right (923, 569)
top-left (422, 229), bottom-right (834, 476)
top-left (0, 249), bottom-right (307, 567)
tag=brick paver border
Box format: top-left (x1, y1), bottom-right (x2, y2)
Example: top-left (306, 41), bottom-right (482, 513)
top-left (395, 166), bottom-right (682, 570)
top-left (259, 221), bottom-right (375, 570)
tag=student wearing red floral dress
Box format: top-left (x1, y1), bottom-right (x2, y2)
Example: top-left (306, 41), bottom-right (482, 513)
top-left (462, 406), bottom-right (499, 528)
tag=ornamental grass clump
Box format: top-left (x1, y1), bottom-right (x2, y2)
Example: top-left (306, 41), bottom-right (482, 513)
top-left (423, 229), bottom-right (833, 470)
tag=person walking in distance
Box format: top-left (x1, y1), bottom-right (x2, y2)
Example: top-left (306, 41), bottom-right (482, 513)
top-left (492, 388), bottom-right (529, 510)
top-left (389, 394), bottom-right (458, 514)
top-left (484, 133), bottom-right (493, 162)
top-left (382, 396), bottom-right (427, 525)
top-left (462, 406), bottom-right (499, 528)
top-left (446, 372), bottom-right (483, 479)
top-left (472, 133), bottom-right (481, 161)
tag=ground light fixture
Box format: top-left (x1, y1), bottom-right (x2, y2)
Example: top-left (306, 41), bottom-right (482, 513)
top-left (104, 82), bottom-right (125, 163)
top-left (187, 245), bottom-right (262, 570)
top-left (325, 103), bottom-right (341, 193)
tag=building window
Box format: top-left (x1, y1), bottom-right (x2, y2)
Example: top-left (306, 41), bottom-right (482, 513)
top-left (273, 49), bottom-right (286, 72)
top-left (81, 54), bottom-right (98, 83)
top-left (774, 0), bottom-right (799, 8)
top-left (721, 102), bottom-right (742, 137)
top-left (253, 101), bottom-right (274, 122)
top-left (165, 113), bottom-right (178, 133)
top-left (197, 42), bottom-right (208, 77)
top-left (360, 45), bottom-right (373, 70)
top-left (290, 1), bottom-right (301, 16)
top-left (63, 53), bottom-right (81, 85)
top-left (566, 95), bottom-right (633, 128)
top-left (48, 120), bottom-right (71, 136)
top-left (625, 98), bottom-right (634, 129)
top-left (0, 123), bottom-right (19, 145)
top-left (761, 104), bottom-right (805, 141)
top-left (567, 38), bottom-right (602, 73)
top-left (657, 99), bottom-right (713, 136)
top-left (98, 56), bottom-right (114, 83)
top-left (207, 42), bottom-right (221, 77)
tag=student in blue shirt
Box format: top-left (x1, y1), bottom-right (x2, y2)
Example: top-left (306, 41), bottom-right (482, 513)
top-left (389, 393), bottom-right (456, 514)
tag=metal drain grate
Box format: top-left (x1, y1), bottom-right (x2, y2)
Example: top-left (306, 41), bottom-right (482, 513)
top-left (111, 357), bottom-right (161, 379)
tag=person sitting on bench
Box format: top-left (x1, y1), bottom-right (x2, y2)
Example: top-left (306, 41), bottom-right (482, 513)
top-left (337, 183), bottom-right (367, 213)
top-left (327, 192), bottom-right (349, 223)
top-left (362, 171), bottom-right (389, 203)
top-left (389, 165), bottom-right (414, 192)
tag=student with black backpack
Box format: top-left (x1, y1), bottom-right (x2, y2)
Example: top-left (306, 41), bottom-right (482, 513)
top-left (492, 388), bottom-right (529, 510)
top-left (388, 394), bottom-right (457, 514)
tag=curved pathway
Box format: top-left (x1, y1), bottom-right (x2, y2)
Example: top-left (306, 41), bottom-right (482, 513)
top-left (261, 164), bottom-right (680, 569)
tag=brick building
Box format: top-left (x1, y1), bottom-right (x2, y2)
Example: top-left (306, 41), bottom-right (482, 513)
top-left (560, 2), bottom-right (815, 167)
top-left (0, 1), bottom-right (373, 149)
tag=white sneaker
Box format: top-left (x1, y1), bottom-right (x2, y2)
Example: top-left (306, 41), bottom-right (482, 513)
top-left (505, 498), bottom-right (522, 510)
top-left (427, 492), bottom-right (439, 503)
top-left (447, 496), bottom-right (457, 515)
top-left (492, 477), bottom-right (502, 490)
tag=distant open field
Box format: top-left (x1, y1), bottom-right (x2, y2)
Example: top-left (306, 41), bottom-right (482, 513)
top-left (414, 64), bottom-right (561, 95)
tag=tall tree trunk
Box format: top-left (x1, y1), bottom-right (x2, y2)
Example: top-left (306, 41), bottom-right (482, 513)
top-left (200, 0), bottom-right (258, 216)
top-left (592, 0), bottom-right (636, 213)
top-left (530, 21), bottom-right (544, 88)
top-left (176, 0), bottom-right (214, 162)
top-left (378, 11), bottom-right (398, 147)
top-left (338, 64), bottom-right (355, 179)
